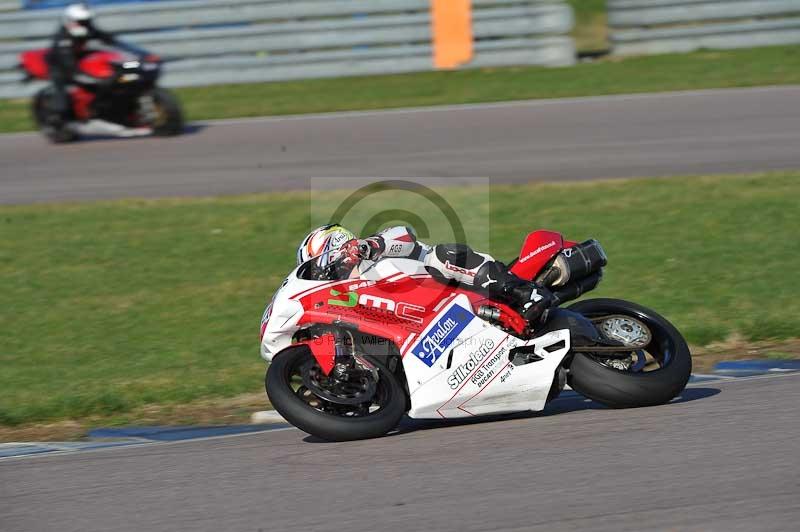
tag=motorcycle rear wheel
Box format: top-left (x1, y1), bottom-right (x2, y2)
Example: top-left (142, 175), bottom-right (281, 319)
top-left (566, 298), bottom-right (692, 408)
top-left (266, 346), bottom-right (407, 441)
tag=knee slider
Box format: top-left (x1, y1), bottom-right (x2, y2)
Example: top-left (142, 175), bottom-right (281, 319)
top-left (424, 243), bottom-right (491, 286)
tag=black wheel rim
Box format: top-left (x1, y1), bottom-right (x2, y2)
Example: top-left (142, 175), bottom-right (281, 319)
top-left (284, 352), bottom-right (393, 418)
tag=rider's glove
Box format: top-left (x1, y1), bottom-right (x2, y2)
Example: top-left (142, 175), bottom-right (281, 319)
top-left (337, 238), bottom-right (382, 266)
top-left (338, 239), bottom-right (364, 267)
top-left (360, 237), bottom-right (384, 260)
top-left (512, 284), bottom-right (556, 324)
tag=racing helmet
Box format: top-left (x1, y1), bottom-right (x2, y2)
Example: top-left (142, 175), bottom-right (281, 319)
top-left (62, 4), bottom-right (94, 38)
top-left (296, 224), bottom-right (356, 267)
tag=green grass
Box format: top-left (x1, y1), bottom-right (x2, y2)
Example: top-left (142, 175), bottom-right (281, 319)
top-left (1, 172), bottom-right (799, 426)
top-left (2, 45), bottom-right (799, 134)
top-left (766, 351), bottom-right (796, 360)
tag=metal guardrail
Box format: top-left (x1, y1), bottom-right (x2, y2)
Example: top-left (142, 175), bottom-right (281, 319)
top-left (22, 0), bottom-right (180, 9)
top-left (0, 0), bottom-right (576, 99)
top-left (608, 0), bottom-right (800, 55)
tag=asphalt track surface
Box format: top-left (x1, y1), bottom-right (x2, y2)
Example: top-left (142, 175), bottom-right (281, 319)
top-left (2, 373), bottom-right (799, 532)
top-left (2, 85), bottom-right (800, 204)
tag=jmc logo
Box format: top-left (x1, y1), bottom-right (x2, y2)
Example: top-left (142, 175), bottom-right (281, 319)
top-left (328, 289), bottom-right (426, 324)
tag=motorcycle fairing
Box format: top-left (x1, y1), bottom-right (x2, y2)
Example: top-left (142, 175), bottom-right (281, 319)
top-left (300, 333), bottom-right (336, 375)
top-left (260, 259), bottom-right (432, 362)
top-left (78, 50), bottom-right (128, 79)
top-left (406, 315), bottom-right (571, 419)
top-left (510, 230), bottom-right (564, 281)
top-left (20, 49), bottom-right (49, 80)
top-left (399, 294), bottom-right (486, 396)
top-left (260, 265), bottom-right (308, 361)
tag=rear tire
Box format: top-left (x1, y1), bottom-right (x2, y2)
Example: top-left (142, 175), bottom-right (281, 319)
top-left (32, 87), bottom-right (77, 143)
top-left (566, 298), bottom-right (691, 408)
top-left (266, 346), bottom-right (407, 441)
top-left (148, 88), bottom-right (183, 136)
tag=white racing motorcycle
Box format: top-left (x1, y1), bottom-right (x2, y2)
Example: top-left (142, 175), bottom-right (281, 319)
top-left (261, 230), bottom-right (692, 441)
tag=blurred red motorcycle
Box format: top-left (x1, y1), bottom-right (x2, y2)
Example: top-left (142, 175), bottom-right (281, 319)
top-left (19, 47), bottom-right (183, 142)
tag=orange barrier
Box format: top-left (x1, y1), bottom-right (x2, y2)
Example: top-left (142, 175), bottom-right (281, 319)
top-left (430, 0), bottom-right (474, 69)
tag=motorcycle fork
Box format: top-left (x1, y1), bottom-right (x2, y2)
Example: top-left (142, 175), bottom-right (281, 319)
top-left (331, 329), bottom-right (378, 383)
top-left (331, 329), bottom-right (354, 380)
top-left (138, 93), bottom-right (157, 125)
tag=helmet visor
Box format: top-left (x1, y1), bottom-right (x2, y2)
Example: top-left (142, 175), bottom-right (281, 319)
top-left (66, 19), bottom-right (91, 37)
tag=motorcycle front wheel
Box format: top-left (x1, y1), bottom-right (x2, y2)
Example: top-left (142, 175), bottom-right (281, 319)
top-left (266, 346), bottom-right (407, 441)
top-left (140, 88), bottom-right (184, 136)
top-left (566, 298), bottom-right (692, 408)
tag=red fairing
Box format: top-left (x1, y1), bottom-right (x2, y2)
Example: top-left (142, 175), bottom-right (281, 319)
top-left (301, 334), bottom-right (336, 375)
top-left (20, 49), bottom-right (50, 80)
top-left (510, 230), bottom-right (564, 281)
top-left (294, 274), bottom-right (486, 352)
top-left (78, 51), bottom-right (125, 79)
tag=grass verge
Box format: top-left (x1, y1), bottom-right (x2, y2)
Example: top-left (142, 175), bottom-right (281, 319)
top-left (1, 171), bottom-right (799, 431)
top-left (1, 45), bottom-right (799, 134)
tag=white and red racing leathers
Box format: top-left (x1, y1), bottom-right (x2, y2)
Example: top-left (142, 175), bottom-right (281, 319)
top-left (337, 226), bottom-right (554, 323)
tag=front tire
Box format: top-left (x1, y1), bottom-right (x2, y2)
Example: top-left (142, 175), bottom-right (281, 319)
top-left (266, 346), bottom-right (407, 441)
top-left (145, 88), bottom-right (184, 136)
top-left (566, 298), bottom-right (692, 408)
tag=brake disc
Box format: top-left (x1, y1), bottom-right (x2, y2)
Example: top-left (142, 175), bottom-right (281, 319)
top-left (300, 360), bottom-right (377, 406)
top-left (594, 315), bottom-right (652, 349)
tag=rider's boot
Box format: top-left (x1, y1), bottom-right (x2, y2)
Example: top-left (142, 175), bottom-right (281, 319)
top-left (424, 243), bottom-right (556, 324)
top-left (474, 261), bottom-right (555, 324)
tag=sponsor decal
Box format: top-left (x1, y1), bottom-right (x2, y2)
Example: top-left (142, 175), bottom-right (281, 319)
top-left (396, 302), bottom-right (426, 323)
top-left (359, 293), bottom-right (395, 311)
top-left (327, 289), bottom-right (426, 323)
top-left (447, 339), bottom-right (495, 389)
top-left (470, 350), bottom-right (504, 388)
top-left (327, 289), bottom-right (358, 307)
top-left (260, 279), bottom-right (288, 334)
top-left (389, 244), bottom-right (404, 254)
top-left (499, 365), bottom-right (515, 383)
top-left (261, 303), bottom-right (272, 326)
top-left (347, 280), bottom-right (375, 291)
top-left (444, 260), bottom-right (475, 277)
top-left (519, 241), bottom-right (556, 263)
top-left (411, 303), bottom-right (473, 367)
top-left (260, 303), bottom-right (273, 340)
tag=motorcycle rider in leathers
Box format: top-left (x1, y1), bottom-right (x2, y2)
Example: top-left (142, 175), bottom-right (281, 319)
top-left (47, 4), bottom-right (144, 125)
top-left (297, 224), bottom-right (556, 325)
